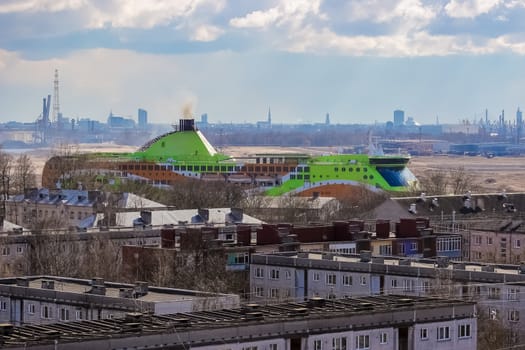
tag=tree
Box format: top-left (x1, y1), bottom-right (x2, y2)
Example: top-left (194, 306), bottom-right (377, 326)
top-left (420, 169), bottom-right (449, 195)
top-left (450, 166), bottom-right (476, 195)
top-left (12, 154), bottom-right (36, 194)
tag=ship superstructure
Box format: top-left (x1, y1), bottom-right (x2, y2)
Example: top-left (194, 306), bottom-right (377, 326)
top-left (42, 119), bottom-right (417, 197)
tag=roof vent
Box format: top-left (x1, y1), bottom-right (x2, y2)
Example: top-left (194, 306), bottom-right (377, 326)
top-left (360, 250), bottom-right (371, 263)
top-left (481, 265), bottom-right (495, 272)
top-left (41, 280), bottom-right (55, 290)
top-left (436, 256), bottom-right (450, 268)
top-left (134, 281), bottom-right (148, 297)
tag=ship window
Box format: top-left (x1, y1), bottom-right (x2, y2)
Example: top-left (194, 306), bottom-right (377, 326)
top-left (304, 175), bottom-right (310, 180)
top-left (255, 166), bottom-right (261, 172)
top-left (269, 166), bottom-right (275, 172)
top-left (154, 165), bottom-right (160, 171)
top-left (148, 165), bottom-right (154, 170)
top-left (160, 165), bottom-right (166, 170)
top-left (141, 165), bottom-right (147, 170)
top-left (181, 166), bottom-right (186, 171)
top-left (342, 167), bottom-right (346, 172)
top-left (199, 166), bottom-right (204, 171)
top-left (207, 166), bottom-right (213, 171)
top-left (174, 165), bottom-right (180, 170)
top-left (334, 167), bottom-right (339, 172)
top-left (276, 167), bottom-right (282, 172)
top-left (214, 166), bottom-right (219, 171)
top-left (369, 175), bottom-right (374, 179)
top-left (187, 166), bottom-right (193, 171)
top-left (363, 175), bottom-right (368, 179)
top-left (168, 165), bottom-right (173, 171)
top-left (290, 175), bottom-right (296, 179)
top-left (161, 141), bottom-right (165, 147)
top-left (349, 168), bottom-right (353, 172)
top-left (304, 166), bottom-right (310, 172)
top-left (364, 167), bottom-right (368, 172)
top-left (235, 166), bottom-right (241, 171)
top-left (284, 167), bottom-right (289, 172)
top-left (122, 165), bottom-right (128, 170)
top-left (221, 166), bottom-right (226, 172)
top-left (228, 166), bottom-right (234, 172)
top-left (297, 175), bottom-right (303, 180)
top-left (297, 167), bottom-right (303, 173)
top-left (356, 167), bottom-right (360, 172)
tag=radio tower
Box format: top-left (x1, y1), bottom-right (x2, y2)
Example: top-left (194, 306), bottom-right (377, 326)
top-left (52, 69), bottom-right (60, 126)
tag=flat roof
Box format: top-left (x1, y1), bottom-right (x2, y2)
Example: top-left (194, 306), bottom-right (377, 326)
top-left (0, 295), bottom-right (474, 348)
top-left (0, 276), bottom-right (237, 303)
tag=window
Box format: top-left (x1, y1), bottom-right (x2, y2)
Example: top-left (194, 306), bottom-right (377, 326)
top-left (75, 309), bottom-right (83, 321)
top-left (269, 269), bottom-right (280, 280)
top-left (16, 246), bottom-right (23, 254)
top-left (515, 239), bottom-right (521, 248)
top-left (410, 242), bottom-right (418, 251)
top-left (254, 267), bottom-right (264, 278)
top-left (437, 326), bottom-right (450, 341)
top-left (343, 275), bottom-right (352, 286)
top-left (326, 273), bottom-right (336, 285)
top-left (268, 345), bottom-right (278, 350)
top-left (508, 310), bottom-right (520, 322)
top-left (380, 332), bottom-right (387, 344)
top-left (0, 299), bottom-right (7, 311)
top-left (285, 270), bottom-right (291, 280)
top-left (356, 335), bottom-right (369, 349)
top-left (458, 324), bottom-right (471, 338)
top-left (60, 308), bottom-right (70, 321)
top-left (332, 336), bottom-right (347, 350)
top-left (379, 245), bottom-right (392, 256)
top-left (1, 247), bottom-right (10, 256)
top-left (489, 307), bottom-right (498, 320)
top-left (269, 288), bottom-right (278, 299)
top-left (473, 235), bottom-right (482, 245)
top-left (422, 281), bottom-right (431, 292)
top-left (313, 272), bottom-right (320, 281)
top-left (27, 303), bottom-right (35, 314)
top-left (420, 328), bottom-right (428, 340)
top-left (391, 279), bottom-right (398, 288)
top-left (403, 279), bottom-right (415, 292)
top-left (41, 305), bottom-right (53, 319)
top-left (255, 287), bottom-right (264, 298)
top-left (242, 347), bottom-right (258, 350)
top-left (360, 276), bottom-right (367, 285)
top-left (488, 287), bottom-right (501, 299)
top-left (398, 243), bottom-right (405, 255)
top-left (487, 237), bottom-right (493, 245)
top-left (507, 288), bottom-right (519, 301)
top-left (313, 339), bottom-right (322, 350)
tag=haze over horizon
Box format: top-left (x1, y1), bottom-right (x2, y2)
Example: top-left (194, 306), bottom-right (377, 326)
top-left (1, 0), bottom-right (525, 125)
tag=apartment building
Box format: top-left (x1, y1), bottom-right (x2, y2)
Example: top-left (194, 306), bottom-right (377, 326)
top-left (0, 295), bottom-right (477, 350)
top-left (249, 251), bottom-right (525, 340)
top-left (0, 275), bottom-right (239, 326)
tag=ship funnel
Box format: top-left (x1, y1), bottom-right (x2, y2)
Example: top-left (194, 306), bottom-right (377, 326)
top-left (179, 119), bottom-right (195, 131)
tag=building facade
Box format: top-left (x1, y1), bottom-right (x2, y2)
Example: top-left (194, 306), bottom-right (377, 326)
top-left (0, 295), bottom-right (476, 350)
top-left (0, 276), bottom-right (239, 326)
top-left (249, 251), bottom-right (525, 341)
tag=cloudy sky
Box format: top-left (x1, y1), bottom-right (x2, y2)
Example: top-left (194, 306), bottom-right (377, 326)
top-left (1, 0), bottom-right (525, 125)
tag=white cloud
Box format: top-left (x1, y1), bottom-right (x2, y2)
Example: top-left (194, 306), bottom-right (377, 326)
top-left (0, 0), bottom-right (85, 14)
top-left (191, 25), bottom-right (224, 42)
top-left (229, 0), bottom-right (323, 29)
top-left (444, 0), bottom-right (502, 18)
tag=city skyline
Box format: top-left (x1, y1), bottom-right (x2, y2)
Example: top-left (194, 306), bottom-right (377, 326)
top-left (1, 1), bottom-right (525, 125)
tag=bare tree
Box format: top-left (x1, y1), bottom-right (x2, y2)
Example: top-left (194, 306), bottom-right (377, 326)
top-left (12, 154), bottom-right (36, 194)
top-left (420, 169), bottom-right (449, 195)
top-left (449, 167), bottom-right (476, 195)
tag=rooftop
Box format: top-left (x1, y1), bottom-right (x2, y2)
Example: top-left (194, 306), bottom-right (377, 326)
top-left (0, 295), bottom-right (474, 348)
